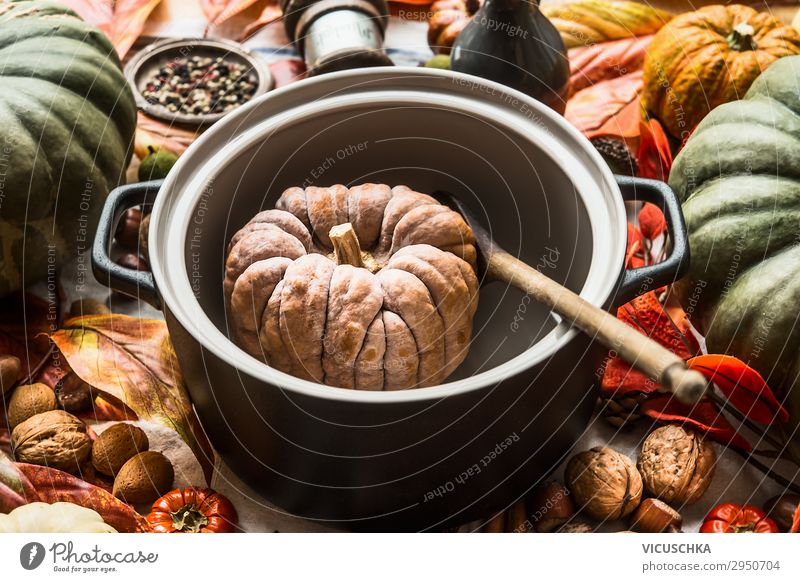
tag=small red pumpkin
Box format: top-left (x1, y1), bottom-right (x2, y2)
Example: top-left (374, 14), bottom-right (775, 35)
top-left (146, 487), bottom-right (238, 533)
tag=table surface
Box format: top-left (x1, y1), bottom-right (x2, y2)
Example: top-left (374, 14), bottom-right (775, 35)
top-left (94, 0), bottom-right (797, 532)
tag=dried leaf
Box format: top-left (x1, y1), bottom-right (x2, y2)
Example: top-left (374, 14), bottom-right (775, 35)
top-left (135, 112), bottom-right (199, 159)
top-left (626, 223), bottom-right (646, 269)
top-left (638, 203), bottom-right (666, 240)
top-left (569, 35), bottom-right (652, 94)
top-left (199, 0), bottom-right (261, 28)
top-left (687, 354), bottom-right (789, 425)
top-left (240, 2), bottom-right (283, 40)
top-left (601, 291), bottom-right (699, 397)
top-left (0, 451), bottom-right (38, 513)
top-left (565, 70), bottom-right (643, 139)
top-left (641, 395), bottom-right (752, 451)
top-left (49, 315), bottom-right (212, 481)
top-left (16, 463), bottom-right (149, 532)
top-left (792, 504), bottom-right (800, 533)
top-left (637, 117), bottom-right (672, 181)
top-left (269, 58), bottom-right (306, 88)
top-left (60, 0), bottom-right (163, 59)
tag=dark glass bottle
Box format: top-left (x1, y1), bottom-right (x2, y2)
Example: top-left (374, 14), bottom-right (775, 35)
top-left (450, 0), bottom-right (570, 114)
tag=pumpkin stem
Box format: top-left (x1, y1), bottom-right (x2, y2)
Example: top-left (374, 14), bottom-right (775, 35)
top-left (727, 22), bottom-right (757, 52)
top-left (170, 503), bottom-right (209, 533)
top-left (329, 223), bottom-right (364, 267)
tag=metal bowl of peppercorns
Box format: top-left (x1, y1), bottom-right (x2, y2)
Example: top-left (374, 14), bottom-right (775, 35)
top-left (125, 37), bottom-right (273, 128)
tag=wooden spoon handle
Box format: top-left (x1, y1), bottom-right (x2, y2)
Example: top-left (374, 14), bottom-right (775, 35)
top-left (487, 251), bottom-right (706, 403)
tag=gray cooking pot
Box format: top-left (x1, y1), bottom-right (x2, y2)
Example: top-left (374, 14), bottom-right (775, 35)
top-left (93, 67), bottom-right (688, 531)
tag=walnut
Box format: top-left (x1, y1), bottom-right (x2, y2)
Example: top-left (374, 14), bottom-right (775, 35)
top-left (11, 410), bottom-right (91, 474)
top-left (565, 447), bottom-right (643, 520)
top-left (638, 425), bottom-right (716, 505)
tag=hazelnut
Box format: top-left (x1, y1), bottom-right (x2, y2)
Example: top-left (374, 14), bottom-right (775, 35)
top-left (11, 410), bottom-right (91, 474)
top-left (139, 213), bottom-right (151, 261)
top-left (92, 423), bottom-right (150, 477)
top-left (55, 373), bottom-right (94, 414)
top-left (765, 494), bottom-right (800, 532)
top-left (0, 354), bottom-right (21, 395)
top-left (115, 208), bottom-right (142, 250)
top-left (530, 481), bottom-right (575, 532)
top-left (116, 253), bottom-right (149, 272)
top-left (565, 447), bottom-right (643, 520)
top-left (638, 425), bottom-right (716, 505)
top-left (630, 498), bottom-right (683, 532)
top-left (7, 383), bottom-right (56, 429)
top-left (113, 451), bottom-right (174, 504)
top-left (558, 521), bottom-right (594, 533)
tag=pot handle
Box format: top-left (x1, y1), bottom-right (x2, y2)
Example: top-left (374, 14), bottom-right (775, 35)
top-left (613, 175), bottom-right (689, 306)
top-left (92, 180), bottom-right (163, 309)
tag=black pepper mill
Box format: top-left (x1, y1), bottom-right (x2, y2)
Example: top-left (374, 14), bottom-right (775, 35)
top-left (450, 0), bottom-right (569, 114)
top-left (281, 0), bottom-right (393, 76)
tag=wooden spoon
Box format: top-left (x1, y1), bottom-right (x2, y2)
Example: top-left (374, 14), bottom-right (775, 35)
top-left (435, 191), bottom-right (707, 404)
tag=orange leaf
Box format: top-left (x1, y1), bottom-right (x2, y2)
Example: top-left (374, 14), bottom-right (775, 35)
top-left (792, 504), bottom-right (800, 533)
top-left (61, 0), bottom-right (163, 59)
top-left (568, 35), bottom-right (653, 95)
top-left (601, 291), bottom-right (698, 397)
top-left (240, 2), bottom-right (283, 40)
top-left (687, 354), bottom-right (789, 425)
top-left (199, 0), bottom-right (261, 28)
top-left (641, 396), bottom-right (752, 451)
top-left (17, 464), bottom-right (150, 532)
top-left (637, 117), bottom-right (672, 181)
top-left (0, 451), bottom-right (37, 513)
top-left (49, 315), bottom-right (213, 482)
top-left (135, 112), bottom-right (199, 159)
top-left (565, 70), bottom-right (643, 139)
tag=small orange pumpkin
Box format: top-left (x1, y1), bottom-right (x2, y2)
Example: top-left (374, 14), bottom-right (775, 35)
top-left (643, 4), bottom-right (800, 139)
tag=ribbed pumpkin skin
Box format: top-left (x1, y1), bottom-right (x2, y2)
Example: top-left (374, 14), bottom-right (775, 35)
top-left (0, 1), bottom-right (136, 296)
top-left (670, 56), bottom-right (800, 454)
top-left (643, 4), bottom-right (800, 139)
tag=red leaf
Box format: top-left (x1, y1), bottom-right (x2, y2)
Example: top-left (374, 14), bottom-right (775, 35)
top-left (641, 395), bottom-right (753, 451)
top-left (601, 291), bottom-right (698, 397)
top-left (240, 2), bottom-right (283, 40)
top-left (568, 35), bottom-right (653, 95)
top-left (626, 223), bottom-right (646, 268)
top-left (637, 117), bottom-right (672, 181)
top-left (638, 203), bottom-right (666, 240)
top-left (687, 354), bottom-right (790, 425)
top-left (792, 504), bottom-right (800, 533)
top-left (16, 464), bottom-right (150, 532)
top-left (268, 59), bottom-right (306, 88)
top-left (565, 70), bottom-right (643, 139)
top-left (0, 452), bottom-right (38, 513)
top-left (199, 0), bottom-right (261, 28)
top-left (61, 0), bottom-right (163, 59)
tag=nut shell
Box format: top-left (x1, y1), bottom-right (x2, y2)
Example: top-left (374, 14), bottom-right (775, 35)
top-left (92, 423), bottom-right (150, 477)
top-left (113, 451), bottom-right (174, 505)
top-left (565, 447), bottom-right (643, 520)
top-left (638, 425), bottom-right (716, 505)
top-left (11, 410), bottom-right (91, 474)
top-left (0, 354), bottom-right (21, 395)
top-left (7, 383), bottom-right (57, 429)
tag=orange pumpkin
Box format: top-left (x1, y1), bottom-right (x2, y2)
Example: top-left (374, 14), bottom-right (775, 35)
top-left (643, 4), bottom-right (800, 139)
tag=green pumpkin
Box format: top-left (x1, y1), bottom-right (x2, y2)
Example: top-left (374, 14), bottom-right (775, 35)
top-left (670, 55), bottom-right (800, 454)
top-left (0, 0), bottom-right (136, 296)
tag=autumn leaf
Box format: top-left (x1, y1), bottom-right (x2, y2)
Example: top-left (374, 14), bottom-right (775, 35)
top-left (269, 59), bottom-right (306, 88)
top-left (60, 0), bottom-right (163, 59)
top-left (49, 315), bottom-right (213, 481)
top-left (601, 291), bottom-right (698, 397)
top-left (626, 222), bottom-right (646, 269)
top-left (135, 112), bottom-right (199, 159)
top-left (687, 354), bottom-right (789, 425)
top-left (637, 117), bottom-right (672, 181)
top-left (565, 70), bottom-right (643, 140)
top-left (17, 463), bottom-right (150, 532)
top-left (641, 396), bottom-right (752, 451)
top-left (240, 1), bottom-right (283, 40)
top-left (199, 0), bottom-right (261, 28)
top-left (0, 451), bottom-right (37, 513)
top-left (569, 35), bottom-right (653, 95)
top-left (792, 504), bottom-right (800, 533)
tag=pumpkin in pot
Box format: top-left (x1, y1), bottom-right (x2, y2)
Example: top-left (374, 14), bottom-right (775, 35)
top-left (643, 4), bottom-right (800, 140)
top-left (224, 184), bottom-right (479, 391)
top-left (0, 0), bottom-right (136, 296)
top-left (670, 56), bottom-right (800, 455)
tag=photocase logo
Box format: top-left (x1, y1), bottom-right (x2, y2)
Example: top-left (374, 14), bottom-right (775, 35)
top-left (19, 542), bottom-right (46, 570)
